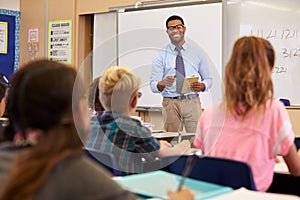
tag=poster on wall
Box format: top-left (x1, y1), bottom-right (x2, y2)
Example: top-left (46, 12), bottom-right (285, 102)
top-left (0, 21), bottom-right (8, 54)
top-left (48, 20), bottom-right (72, 63)
top-left (28, 28), bottom-right (39, 42)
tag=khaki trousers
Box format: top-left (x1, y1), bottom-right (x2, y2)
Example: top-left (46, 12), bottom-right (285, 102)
top-left (162, 97), bottom-right (202, 133)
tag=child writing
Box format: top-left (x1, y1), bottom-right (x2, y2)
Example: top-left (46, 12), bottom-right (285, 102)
top-left (0, 60), bottom-right (137, 199)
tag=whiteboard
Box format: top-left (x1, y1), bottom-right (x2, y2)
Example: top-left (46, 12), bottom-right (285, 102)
top-left (93, 12), bottom-right (118, 79)
top-left (117, 3), bottom-right (223, 108)
top-left (226, 0), bottom-right (300, 105)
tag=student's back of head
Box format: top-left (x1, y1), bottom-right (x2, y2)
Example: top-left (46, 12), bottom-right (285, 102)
top-left (99, 66), bottom-right (141, 113)
top-left (1, 60), bottom-right (85, 199)
top-left (224, 36), bottom-right (275, 118)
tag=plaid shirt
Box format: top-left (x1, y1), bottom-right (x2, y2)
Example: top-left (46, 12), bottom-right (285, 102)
top-left (86, 111), bottom-right (160, 175)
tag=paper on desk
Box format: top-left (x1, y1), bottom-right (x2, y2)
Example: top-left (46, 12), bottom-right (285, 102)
top-left (274, 156), bottom-right (289, 174)
top-left (181, 76), bottom-right (199, 94)
top-left (152, 130), bottom-right (166, 134)
top-left (208, 187), bottom-right (300, 200)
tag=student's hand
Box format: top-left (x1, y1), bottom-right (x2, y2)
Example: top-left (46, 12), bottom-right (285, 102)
top-left (190, 82), bottom-right (205, 92)
top-left (159, 76), bottom-right (176, 87)
top-left (167, 187), bottom-right (194, 200)
top-left (159, 140), bottom-right (173, 149)
top-left (158, 140), bottom-right (190, 157)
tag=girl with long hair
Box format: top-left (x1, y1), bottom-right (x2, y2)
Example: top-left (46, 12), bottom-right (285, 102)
top-left (194, 36), bottom-right (300, 192)
top-left (0, 60), bottom-right (136, 200)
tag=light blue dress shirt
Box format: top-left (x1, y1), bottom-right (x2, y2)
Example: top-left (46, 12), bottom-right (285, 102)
top-left (150, 42), bottom-right (214, 97)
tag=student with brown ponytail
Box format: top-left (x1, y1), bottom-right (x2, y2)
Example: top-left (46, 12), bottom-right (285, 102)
top-left (0, 60), bottom-right (136, 200)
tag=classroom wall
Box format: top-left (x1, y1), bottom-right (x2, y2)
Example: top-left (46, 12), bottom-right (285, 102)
top-left (0, 0), bottom-right (19, 11)
top-left (19, 0), bottom-right (76, 67)
top-left (19, 0), bottom-right (45, 66)
top-left (19, 0), bottom-right (140, 68)
top-left (76, 0), bottom-right (137, 15)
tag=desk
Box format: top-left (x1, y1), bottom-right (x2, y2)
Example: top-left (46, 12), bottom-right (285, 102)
top-left (135, 106), bottom-right (300, 136)
top-left (286, 106), bottom-right (300, 137)
top-left (209, 187), bottom-right (300, 199)
top-left (152, 132), bottom-right (195, 143)
top-left (134, 107), bottom-right (164, 130)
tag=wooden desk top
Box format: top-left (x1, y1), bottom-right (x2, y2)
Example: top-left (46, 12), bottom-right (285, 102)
top-left (285, 106), bottom-right (300, 110)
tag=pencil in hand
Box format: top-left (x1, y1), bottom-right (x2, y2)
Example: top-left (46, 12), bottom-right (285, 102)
top-left (177, 154), bottom-right (198, 191)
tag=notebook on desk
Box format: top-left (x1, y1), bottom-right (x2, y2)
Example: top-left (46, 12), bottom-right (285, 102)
top-left (274, 156), bottom-right (289, 174)
top-left (114, 170), bottom-right (232, 200)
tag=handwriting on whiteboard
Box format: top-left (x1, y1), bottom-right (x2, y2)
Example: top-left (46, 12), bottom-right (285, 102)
top-left (250, 28), bottom-right (299, 74)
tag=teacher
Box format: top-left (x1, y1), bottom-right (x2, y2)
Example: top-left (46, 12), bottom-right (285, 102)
top-left (150, 15), bottom-right (214, 133)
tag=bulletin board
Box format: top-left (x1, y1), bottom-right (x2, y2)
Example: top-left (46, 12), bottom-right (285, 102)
top-left (0, 9), bottom-right (20, 83)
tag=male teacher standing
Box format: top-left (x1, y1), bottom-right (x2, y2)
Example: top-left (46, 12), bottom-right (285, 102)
top-left (150, 15), bottom-right (214, 133)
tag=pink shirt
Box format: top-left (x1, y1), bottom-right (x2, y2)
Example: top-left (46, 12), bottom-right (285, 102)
top-left (194, 99), bottom-right (295, 191)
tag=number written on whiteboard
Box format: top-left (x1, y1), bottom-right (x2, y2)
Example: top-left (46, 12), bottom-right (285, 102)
top-left (251, 28), bottom-right (299, 40)
top-left (273, 66), bottom-right (287, 74)
top-left (282, 48), bottom-right (300, 58)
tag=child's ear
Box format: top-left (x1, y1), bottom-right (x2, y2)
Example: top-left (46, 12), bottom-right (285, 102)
top-left (131, 95), bottom-right (138, 109)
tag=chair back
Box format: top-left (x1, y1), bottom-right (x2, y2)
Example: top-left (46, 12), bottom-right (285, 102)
top-left (84, 148), bottom-right (120, 176)
top-left (279, 98), bottom-right (291, 106)
top-left (161, 155), bottom-right (256, 190)
top-left (295, 137), bottom-right (300, 150)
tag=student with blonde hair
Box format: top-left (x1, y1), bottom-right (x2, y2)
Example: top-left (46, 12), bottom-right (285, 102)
top-left (194, 36), bottom-right (300, 192)
top-left (86, 66), bottom-right (190, 175)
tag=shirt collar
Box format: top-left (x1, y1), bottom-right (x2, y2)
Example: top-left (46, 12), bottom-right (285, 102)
top-left (169, 42), bottom-right (187, 52)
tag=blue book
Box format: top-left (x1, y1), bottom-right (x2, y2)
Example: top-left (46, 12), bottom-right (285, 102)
top-left (114, 170), bottom-right (232, 200)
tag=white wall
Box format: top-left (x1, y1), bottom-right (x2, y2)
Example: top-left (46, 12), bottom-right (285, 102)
top-left (0, 0), bottom-right (20, 11)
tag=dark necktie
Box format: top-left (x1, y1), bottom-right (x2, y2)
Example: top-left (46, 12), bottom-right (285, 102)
top-left (175, 46), bottom-right (185, 94)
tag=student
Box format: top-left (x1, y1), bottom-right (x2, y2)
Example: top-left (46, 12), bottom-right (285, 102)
top-left (0, 82), bottom-right (8, 141)
top-left (86, 66), bottom-right (190, 175)
top-left (193, 36), bottom-right (300, 191)
top-left (88, 76), bottom-right (104, 116)
top-left (150, 15), bottom-right (214, 133)
top-left (0, 82), bottom-right (7, 117)
top-left (0, 60), bottom-right (137, 199)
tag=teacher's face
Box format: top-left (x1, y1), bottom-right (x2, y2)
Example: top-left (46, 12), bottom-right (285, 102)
top-left (166, 19), bottom-right (186, 46)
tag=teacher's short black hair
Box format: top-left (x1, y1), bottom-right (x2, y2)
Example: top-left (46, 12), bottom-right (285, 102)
top-left (166, 15), bottom-right (184, 28)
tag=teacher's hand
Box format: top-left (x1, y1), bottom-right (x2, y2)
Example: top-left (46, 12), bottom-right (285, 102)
top-left (190, 82), bottom-right (205, 92)
top-left (157, 76), bottom-right (176, 91)
top-left (160, 76), bottom-right (176, 87)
